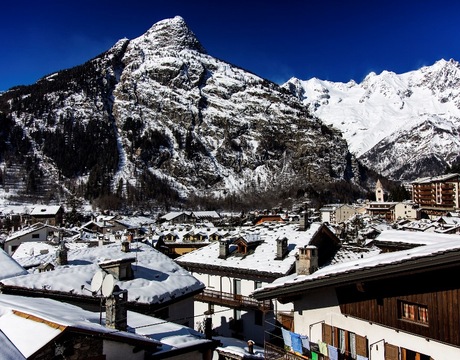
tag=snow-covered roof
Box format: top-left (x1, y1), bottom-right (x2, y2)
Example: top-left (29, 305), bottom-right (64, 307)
top-left (254, 231), bottom-right (460, 298)
top-left (0, 294), bottom-right (160, 358)
top-left (3, 243), bottom-right (204, 306)
top-left (0, 249), bottom-right (28, 280)
top-left (366, 229), bottom-right (460, 247)
top-left (177, 223), bottom-right (327, 278)
top-left (12, 241), bottom-right (88, 260)
top-left (114, 216), bottom-right (156, 228)
top-left (128, 311), bottom-right (212, 353)
top-left (193, 211), bottom-right (220, 219)
top-left (160, 212), bottom-right (188, 221)
top-left (215, 336), bottom-right (264, 359)
top-left (30, 205), bottom-right (62, 216)
top-left (5, 223), bottom-right (57, 243)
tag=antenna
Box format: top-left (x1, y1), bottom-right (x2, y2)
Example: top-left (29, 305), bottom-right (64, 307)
top-left (101, 274), bottom-right (115, 297)
top-left (90, 270), bottom-right (105, 293)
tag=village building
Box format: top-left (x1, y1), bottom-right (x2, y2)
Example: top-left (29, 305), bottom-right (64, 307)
top-left (176, 222), bottom-right (341, 346)
top-left (0, 242), bottom-right (204, 327)
top-left (253, 230), bottom-right (460, 360)
top-left (155, 224), bottom-right (230, 258)
top-left (320, 204), bottom-right (358, 224)
top-left (3, 223), bottom-right (61, 255)
top-left (30, 205), bottom-right (64, 226)
top-left (0, 294), bottom-right (216, 360)
top-left (160, 211), bottom-right (193, 224)
top-left (412, 173), bottom-right (460, 218)
top-left (393, 201), bottom-right (420, 221)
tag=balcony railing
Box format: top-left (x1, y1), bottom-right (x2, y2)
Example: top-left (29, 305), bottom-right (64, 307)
top-left (195, 288), bottom-right (272, 311)
top-left (265, 343), bottom-right (308, 360)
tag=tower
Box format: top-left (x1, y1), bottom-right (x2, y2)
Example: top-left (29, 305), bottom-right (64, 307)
top-left (375, 179), bottom-right (384, 202)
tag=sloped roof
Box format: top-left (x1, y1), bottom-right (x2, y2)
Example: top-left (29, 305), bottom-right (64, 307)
top-left (177, 223), bottom-right (329, 279)
top-left (30, 205), bottom-right (62, 216)
top-left (0, 294), bottom-right (160, 358)
top-left (253, 231), bottom-right (460, 300)
top-left (0, 329), bottom-right (26, 360)
top-left (5, 223), bottom-right (58, 243)
top-left (2, 243), bottom-right (204, 306)
top-left (0, 249), bottom-right (28, 280)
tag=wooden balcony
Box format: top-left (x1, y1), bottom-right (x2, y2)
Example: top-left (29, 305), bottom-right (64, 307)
top-left (195, 288), bottom-right (272, 312)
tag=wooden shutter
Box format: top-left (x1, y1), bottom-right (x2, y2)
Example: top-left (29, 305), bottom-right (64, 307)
top-left (322, 323), bottom-right (333, 344)
top-left (355, 334), bottom-right (368, 357)
top-left (385, 343), bottom-right (399, 360)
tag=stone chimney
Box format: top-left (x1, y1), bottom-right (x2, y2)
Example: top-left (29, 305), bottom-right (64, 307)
top-left (55, 241), bottom-right (68, 266)
top-left (296, 245), bottom-right (318, 275)
top-left (299, 210), bottom-right (310, 231)
top-left (275, 237), bottom-right (288, 260)
top-left (105, 286), bottom-right (128, 331)
top-left (121, 240), bottom-right (130, 253)
top-left (219, 239), bottom-right (229, 259)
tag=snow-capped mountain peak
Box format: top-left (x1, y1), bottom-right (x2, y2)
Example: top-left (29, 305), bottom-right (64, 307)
top-left (134, 16), bottom-right (207, 53)
top-left (283, 58), bottom-right (460, 180)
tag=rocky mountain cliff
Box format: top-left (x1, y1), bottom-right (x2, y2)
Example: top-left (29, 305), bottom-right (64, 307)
top-left (0, 16), bottom-right (369, 209)
top-left (283, 59), bottom-right (460, 181)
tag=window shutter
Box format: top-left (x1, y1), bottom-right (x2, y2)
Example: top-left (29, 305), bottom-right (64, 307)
top-left (355, 334), bottom-right (368, 357)
top-left (322, 323), bottom-right (333, 344)
top-left (385, 343), bottom-right (399, 360)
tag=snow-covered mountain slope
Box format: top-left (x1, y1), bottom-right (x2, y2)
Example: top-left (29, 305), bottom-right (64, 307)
top-left (0, 16), bottom-right (367, 205)
top-left (284, 59), bottom-right (460, 180)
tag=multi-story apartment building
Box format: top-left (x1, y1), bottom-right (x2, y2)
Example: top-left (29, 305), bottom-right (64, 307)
top-left (412, 173), bottom-right (460, 217)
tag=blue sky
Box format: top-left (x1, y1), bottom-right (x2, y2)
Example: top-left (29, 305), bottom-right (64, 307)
top-left (1, 0), bottom-right (460, 91)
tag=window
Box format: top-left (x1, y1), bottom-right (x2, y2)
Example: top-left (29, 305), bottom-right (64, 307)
top-left (254, 310), bottom-right (263, 326)
top-left (399, 301), bottom-right (429, 325)
top-left (32, 233), bottom-right (40, 239)
top-left (254, 281), bottom-right (262, 290)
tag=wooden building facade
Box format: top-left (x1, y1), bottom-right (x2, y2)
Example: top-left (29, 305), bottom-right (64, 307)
top-left (253, 236), bottom-right (460, 359)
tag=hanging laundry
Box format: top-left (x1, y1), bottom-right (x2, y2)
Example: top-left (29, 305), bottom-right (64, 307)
top-left (300, 334), bottom-right (310, 351)
top-left (318, 341), bottom-right (328, 356)
top-left (311, 351), bottom-right (318, 360)
top-left (290, 332), bottom-right (303, 354)
top-left (356, 355), bottom-right (369, 360)
top-left (281, 327), bottom-right (292, 349)
top-left (327, 344), bottom-right (338, 360)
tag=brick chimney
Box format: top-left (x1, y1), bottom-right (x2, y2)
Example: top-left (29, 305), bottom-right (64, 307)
top-left (105, 286), bottom-right (128, 331)
top-left (296, 245), bottom-right (318, 275)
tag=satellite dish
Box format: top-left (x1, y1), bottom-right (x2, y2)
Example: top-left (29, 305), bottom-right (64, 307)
top-left (90, 271), bottom-right (105, 293)
top-left (101, 274), bottom-right (115, 297)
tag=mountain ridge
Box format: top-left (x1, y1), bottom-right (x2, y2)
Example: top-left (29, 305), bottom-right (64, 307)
top-left (0, 16), bottom-right (371, 209)
top-left (283, 58), bottom-right (460, 180)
